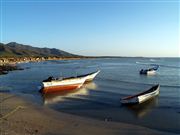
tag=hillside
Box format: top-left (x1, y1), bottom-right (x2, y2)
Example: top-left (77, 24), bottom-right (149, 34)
top-left (0, 42), bottom-right (79, 58)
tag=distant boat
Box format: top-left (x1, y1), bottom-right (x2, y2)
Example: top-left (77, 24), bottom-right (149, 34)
top-left (121, 84), bottom-right (160, 104)
top-left (139, 65), bottom-right (159, 75)
top-left (41, 76), bottom-right (86, 94)
top-left (77, 70), bottom-right (100, 82)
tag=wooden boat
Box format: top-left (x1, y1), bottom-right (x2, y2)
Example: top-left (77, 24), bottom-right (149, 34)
top-left (140, 65), bottom-right (159, 75)
top-left (77, 70), bottom-right (100, 82)
top-left (41, 76), bottom-right (86, 94)
top-left (41, 70), bottom-right (100, 94)
top-left (121, 84), bottom-right (160, 104)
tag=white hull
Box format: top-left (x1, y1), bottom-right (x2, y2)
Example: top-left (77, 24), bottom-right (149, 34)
top-left (121, 84), bottom-right (160, 104)
top-left (140, 65), bottom-right (159, 75)
top-left (85, 70), bottom-right (100, 82)
top-left (147, 70), bottom-right (156, 75)
top-left (138, 86), bottom-right (159, 103)
top-left (41, 70), bottom-right (100, 93)
top-left (42, 77), bottom-right (86, 88)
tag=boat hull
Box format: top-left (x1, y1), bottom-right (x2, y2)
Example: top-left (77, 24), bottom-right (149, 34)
top-left (42, 83), bottom-right (83, 94)
top-left (41, 70), bottom-right (100, 94)
top-left (121, 97), bottom-right (139, 104)
top-left (138, 88), bottom-right (159, 103)
top-left (147, 70), bottom-right (156, 75)
top-left (42, 77), bottom-right (86, 94)
top-left (85, 70), bottom-right (100, 82)
top-left (121, 84), bottom-right (160, 105)
top-left (140, 70), bottom-right (156, 75)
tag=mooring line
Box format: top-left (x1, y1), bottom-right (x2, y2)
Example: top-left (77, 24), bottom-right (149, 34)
top-left (0, 105), bottom-right (26, 122)
top-left (0, 95), bottom-right (16, 103)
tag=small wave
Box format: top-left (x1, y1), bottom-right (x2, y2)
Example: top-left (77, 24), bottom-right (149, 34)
top-left (158, 64), bottom-right (180, 69)
top-left (98, 77), bottom-right (180, 88)
top-left (136, 61), bottom-right (155, 66)
top-left (150, 59), bottom-right (156, 62)
top-left (136, 62), bottom-right (180, 69)
top-left (160, 84), bottom-right (180, 89)
top-left (0, 90), bottom-right (10, 93)
top-left (63, 95), bottom-right (119, 107)
top-left (136, 62), bottom-right (159, 67)
top-left (98, 77), bottom-right (153, 87)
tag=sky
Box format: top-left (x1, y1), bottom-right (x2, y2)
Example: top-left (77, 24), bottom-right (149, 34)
top-left (0, 0), bottom-right (179, 57)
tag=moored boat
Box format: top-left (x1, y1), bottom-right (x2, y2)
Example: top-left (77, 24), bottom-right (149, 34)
top-left (121, 84), bottom-right (160, 104)
top-left (41, 76), bottom-right (86, 94)
top-left (140, 65), bottom-right (159, 75)
top-left (77, 70), bottom-right (100, 82)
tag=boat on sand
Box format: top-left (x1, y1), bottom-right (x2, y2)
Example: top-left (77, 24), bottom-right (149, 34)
top-left (121, 84), bottom-right (160, 104)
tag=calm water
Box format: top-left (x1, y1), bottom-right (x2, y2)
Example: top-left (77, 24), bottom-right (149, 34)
top-left (0, 58), bottom-right (180, 134)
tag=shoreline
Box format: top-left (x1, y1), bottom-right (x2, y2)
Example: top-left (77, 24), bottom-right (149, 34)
top-left (0, 93), bottom-right (174, 135)
top-left (0, 56), bottom-right (88, 65)
top-left (0, 56), bottom-right (88, 75)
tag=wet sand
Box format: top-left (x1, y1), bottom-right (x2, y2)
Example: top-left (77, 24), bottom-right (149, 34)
top-left (0, 93), bottom-right (176, 135)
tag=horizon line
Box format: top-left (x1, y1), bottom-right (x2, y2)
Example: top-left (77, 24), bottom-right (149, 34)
top-left (2, 0), bottom-right (179, 3)
top-left (1, 42), bottom-right (179, 58)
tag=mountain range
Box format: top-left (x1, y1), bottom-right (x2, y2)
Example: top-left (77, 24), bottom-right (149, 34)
top-left (0, 42), bottom-right (79, 57)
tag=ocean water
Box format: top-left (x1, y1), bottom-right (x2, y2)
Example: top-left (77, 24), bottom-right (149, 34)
top-left (0, 58), bottom-right (180, 134)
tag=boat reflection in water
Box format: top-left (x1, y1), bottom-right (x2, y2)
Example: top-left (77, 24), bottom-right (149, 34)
top-left (125, 97), bottom-right (159, 118)
top-left (42, 82), bottom-right (97, 105)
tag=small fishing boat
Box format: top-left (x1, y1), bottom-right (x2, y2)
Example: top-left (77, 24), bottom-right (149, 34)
top-left (41, 70), bottom-right (100, 94)
top-left (77, 70), bottom-right (100, 82)
top-left (140, 65), bottom-right (159, 75)
top-left (121, 84), bottom-right (160, 104)
top-left (41, 76), bottom-right (86, 94)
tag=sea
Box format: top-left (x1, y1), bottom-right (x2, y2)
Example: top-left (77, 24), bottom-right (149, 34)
top-left (0, 57), bottom-right (180, 134)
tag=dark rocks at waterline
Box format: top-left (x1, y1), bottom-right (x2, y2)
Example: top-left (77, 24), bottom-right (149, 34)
top-left (0, 65), bottom-right (24, 75)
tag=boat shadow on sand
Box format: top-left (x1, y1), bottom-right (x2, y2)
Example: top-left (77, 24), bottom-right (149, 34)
top-left (121, 97), bottom-right (159, 118)
top-left (41, 82), bottom-right (97, 105)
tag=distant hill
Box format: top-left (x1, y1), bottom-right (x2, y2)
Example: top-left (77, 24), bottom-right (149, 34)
top-left (0, 42), bottom-right (79, 58)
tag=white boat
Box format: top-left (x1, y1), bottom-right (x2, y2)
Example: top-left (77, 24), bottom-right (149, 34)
top-left (41, 70), bottom-right (100, 94)
top-left (77, 70), bottom-right (100, 82)
top-left (140, 69), bottom-right (156, 75)
top-left (121, 84), bottom-right (160, 104)
top-left (140, 65), bottom-right (159, 75)
top-left (42, 76), bottom-right (86, 94)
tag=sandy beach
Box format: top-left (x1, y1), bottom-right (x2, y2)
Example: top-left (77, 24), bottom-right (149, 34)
top-left (0, 93), bottom-right (176, 135)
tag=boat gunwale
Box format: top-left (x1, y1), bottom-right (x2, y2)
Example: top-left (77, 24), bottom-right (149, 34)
top-left (121, 84), bottom-right (160, 100)
top-left (76, 70), bottom-right (100, 78)
top-left (42, 70), bottom-right (100, 83)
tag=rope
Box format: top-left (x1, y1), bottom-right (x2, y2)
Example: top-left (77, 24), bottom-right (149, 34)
top-left (0, 105), bottom-right (26, 122)
top-left (0, 95), bottom-right (15, 103)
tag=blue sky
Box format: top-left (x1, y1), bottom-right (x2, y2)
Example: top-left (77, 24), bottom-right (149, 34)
top-left (0, 0), bottom-right (179, 57)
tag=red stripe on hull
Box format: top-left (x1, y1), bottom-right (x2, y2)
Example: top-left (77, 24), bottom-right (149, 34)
top-left (42, 84), bottom-right (82, 94)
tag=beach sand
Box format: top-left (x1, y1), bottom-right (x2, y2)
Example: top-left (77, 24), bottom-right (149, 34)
top-left (0, 93), bottom-right (175, 135)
